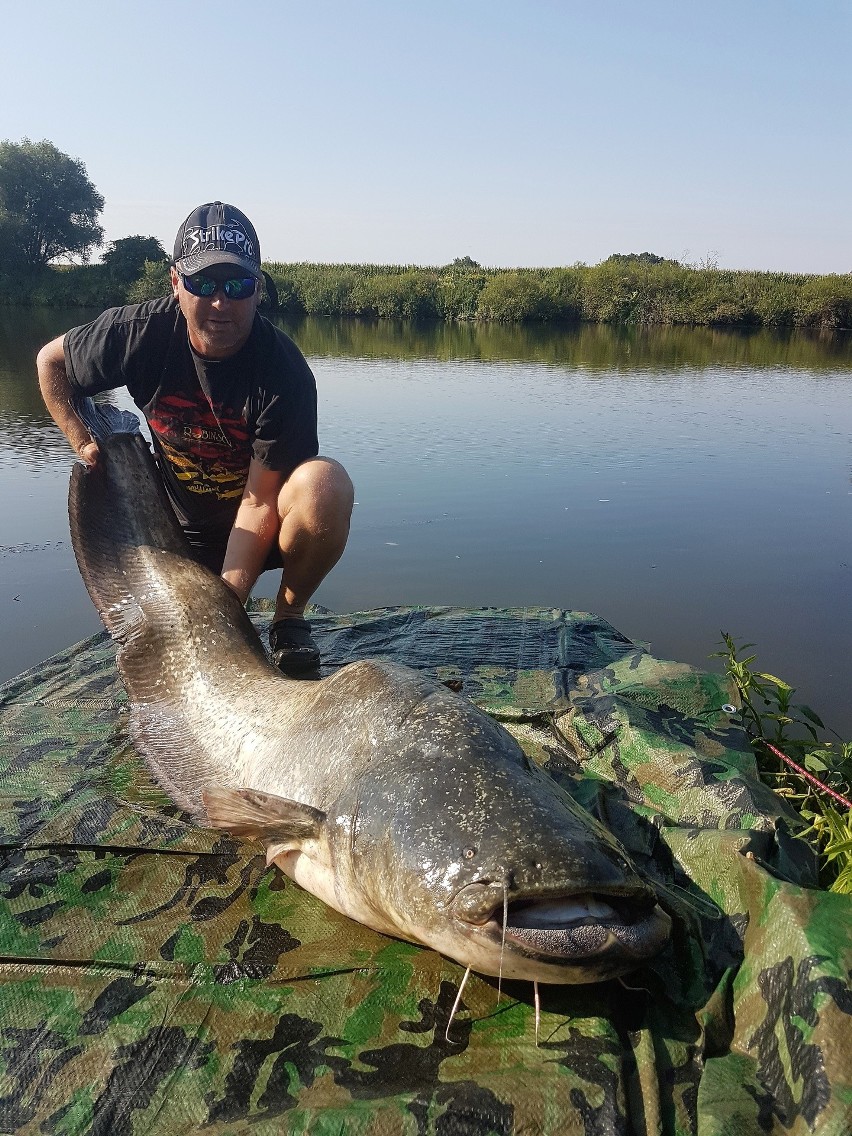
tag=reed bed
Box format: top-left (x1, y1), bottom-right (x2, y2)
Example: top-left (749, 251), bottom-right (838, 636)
top-left (4, 258), bottom-right (851, 329)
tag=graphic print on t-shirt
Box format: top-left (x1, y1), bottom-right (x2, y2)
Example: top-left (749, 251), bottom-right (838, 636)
top-left (147, 389), bottom-right (252, 502)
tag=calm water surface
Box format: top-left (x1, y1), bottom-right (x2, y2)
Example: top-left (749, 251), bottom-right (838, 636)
top-left (1, 311), bottom-right (850, 734)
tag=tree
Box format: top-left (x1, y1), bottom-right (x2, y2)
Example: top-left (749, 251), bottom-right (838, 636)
top-left (603, 252), bottom-right (675, 267)
top-left (102, 235), bottom-right (167, 282)
top-left (0, 139), bottom-right (104, 268)
top-left (447, 255), bottom-right (481, 270)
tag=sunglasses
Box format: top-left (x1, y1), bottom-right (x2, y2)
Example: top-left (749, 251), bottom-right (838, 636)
top-left (180, 272), bottom-right (258, 300)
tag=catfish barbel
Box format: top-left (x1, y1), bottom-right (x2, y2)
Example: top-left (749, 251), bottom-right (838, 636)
top-left (68, 407), bottom-right (670, 983)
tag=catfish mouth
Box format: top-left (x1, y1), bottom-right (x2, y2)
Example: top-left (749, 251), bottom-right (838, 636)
top-left (453, 885), bottom-right (671, 966)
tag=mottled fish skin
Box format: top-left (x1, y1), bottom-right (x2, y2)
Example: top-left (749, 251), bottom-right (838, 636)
top-left (69, 431), bottom-right (671, 982)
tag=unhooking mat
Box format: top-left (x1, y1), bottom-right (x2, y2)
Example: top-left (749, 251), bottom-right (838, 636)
top-left (0, 606), bottom-right (849, 1136)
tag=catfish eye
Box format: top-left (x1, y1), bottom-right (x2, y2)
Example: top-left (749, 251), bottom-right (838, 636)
top-left (463, 847), bottom-right (476, 859)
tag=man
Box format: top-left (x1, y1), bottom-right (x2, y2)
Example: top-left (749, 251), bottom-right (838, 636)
top-left (37, 201), bottom-right (353, 674)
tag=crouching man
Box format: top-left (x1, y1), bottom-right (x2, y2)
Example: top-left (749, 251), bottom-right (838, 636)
top-left (37, 200), bottom-right (353, 673)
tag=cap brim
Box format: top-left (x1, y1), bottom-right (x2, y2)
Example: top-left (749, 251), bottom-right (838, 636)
top-left (175, 249), bottom-right (262, 280)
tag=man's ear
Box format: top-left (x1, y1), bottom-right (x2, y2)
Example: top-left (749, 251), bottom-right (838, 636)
top-left (170, 266), bottom-right (180, 298)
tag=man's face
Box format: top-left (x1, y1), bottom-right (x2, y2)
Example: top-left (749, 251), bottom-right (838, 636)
top-left (171, 265), bottom-right (260, 359)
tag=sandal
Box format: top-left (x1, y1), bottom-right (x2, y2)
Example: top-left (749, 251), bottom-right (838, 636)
top-left (268, 617), bottom-right (321, 674)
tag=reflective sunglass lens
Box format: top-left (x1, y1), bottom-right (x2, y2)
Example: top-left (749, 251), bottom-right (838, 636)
top-left (182, 273), bottom-right (216, 296)
top-left (223, 278), bottom-right (257, 300)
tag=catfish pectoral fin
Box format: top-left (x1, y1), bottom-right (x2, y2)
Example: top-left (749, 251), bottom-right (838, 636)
top-left (202, 787), bottom-right (327, 847)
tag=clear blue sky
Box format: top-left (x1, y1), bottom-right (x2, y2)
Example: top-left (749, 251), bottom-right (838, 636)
top-left (3, 0), bottom-right (849, 272)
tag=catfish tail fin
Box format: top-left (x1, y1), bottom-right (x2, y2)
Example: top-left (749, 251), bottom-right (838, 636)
top-left (75, 396), bottom-right (143, 441)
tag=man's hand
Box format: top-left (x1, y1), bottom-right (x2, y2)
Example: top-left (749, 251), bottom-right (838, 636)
top-left (221, 460), bottom-right (286, 604)
top-left (77, 439), bottom-right (101, 468)
top-left (37, 334), bottom-right (101, 466)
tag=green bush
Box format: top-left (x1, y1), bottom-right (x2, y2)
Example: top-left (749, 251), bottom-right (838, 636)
top-left (578, 261), bottom-right (645, 323)
top-left (353, 271), bottom-right (439, 319)
top-left (476, 271), bottom-right (557, 321)
top-left (294, 265), bottom-right (361, 316)
top-left (797, 275), bottom-right (852, 329)
top-left (263, 264), bottom-right (305, 314)
top-left (539, 268), bottom-right (583, 321)
top-left (0, 263), bottom-right (120, 308)
top-left (125, 259), bottom-right (171, 304)
top-left (436, 269), bottom-right (488, 319)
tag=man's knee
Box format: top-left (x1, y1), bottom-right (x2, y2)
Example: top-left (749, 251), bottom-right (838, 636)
top-left (278, 457), bottom-right (354, 525)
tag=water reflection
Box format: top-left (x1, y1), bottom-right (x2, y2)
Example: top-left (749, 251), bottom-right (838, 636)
top-left (0, 307), bottom-right (95, 463)
top-left (272, 314), bottom-right (852, 371)
top-left (0, 305), bottom-right (97, 378)
top-left (0, 414), bottom-right (72, 465)
top-left (0, 308), bottom-right (138, 464)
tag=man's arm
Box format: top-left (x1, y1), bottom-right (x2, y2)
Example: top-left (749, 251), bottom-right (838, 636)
top-left (36, 334), bottom-right (100, 466)
top-left (221, 458), bottom-right (286, 604)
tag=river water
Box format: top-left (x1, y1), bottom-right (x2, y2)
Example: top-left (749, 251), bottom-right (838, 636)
top-left (2, 310), bottom-right (850, 735)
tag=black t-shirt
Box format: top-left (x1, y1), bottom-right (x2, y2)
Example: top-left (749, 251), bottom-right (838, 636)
top-left (64, 297), bottom-right (318, 535)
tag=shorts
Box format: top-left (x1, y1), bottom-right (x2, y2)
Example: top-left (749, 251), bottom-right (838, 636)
top-left (184, 526), bottom-right (284, 577)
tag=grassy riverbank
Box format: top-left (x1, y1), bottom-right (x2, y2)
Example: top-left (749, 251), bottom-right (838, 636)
top-left (264, 260), bottom-right (852, 329)
top-left (3, 257), bottom-right (851, 329)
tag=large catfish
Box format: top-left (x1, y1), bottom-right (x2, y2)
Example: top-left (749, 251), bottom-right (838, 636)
top-left (68, 405), bottom-right (670, 984)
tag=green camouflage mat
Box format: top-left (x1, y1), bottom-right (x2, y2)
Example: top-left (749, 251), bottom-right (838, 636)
top-left (0, 606), bottom-right (849, 1136)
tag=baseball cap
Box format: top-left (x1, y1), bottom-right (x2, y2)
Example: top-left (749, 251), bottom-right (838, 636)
top-left (173, 201), bottom-right (262, 280)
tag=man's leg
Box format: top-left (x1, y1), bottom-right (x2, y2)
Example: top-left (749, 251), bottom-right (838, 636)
top-left (268, 457), bottom-right (353, 672)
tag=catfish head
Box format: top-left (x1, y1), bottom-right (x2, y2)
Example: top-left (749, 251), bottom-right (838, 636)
top-left (203, 691), bottom-right (670, 984)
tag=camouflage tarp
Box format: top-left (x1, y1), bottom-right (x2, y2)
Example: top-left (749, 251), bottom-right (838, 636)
top-left (0, 606), bottom-right (849, 1136)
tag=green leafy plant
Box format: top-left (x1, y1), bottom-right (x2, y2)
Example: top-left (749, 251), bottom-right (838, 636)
top-left (714, 633), bottom-right (852, 892)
